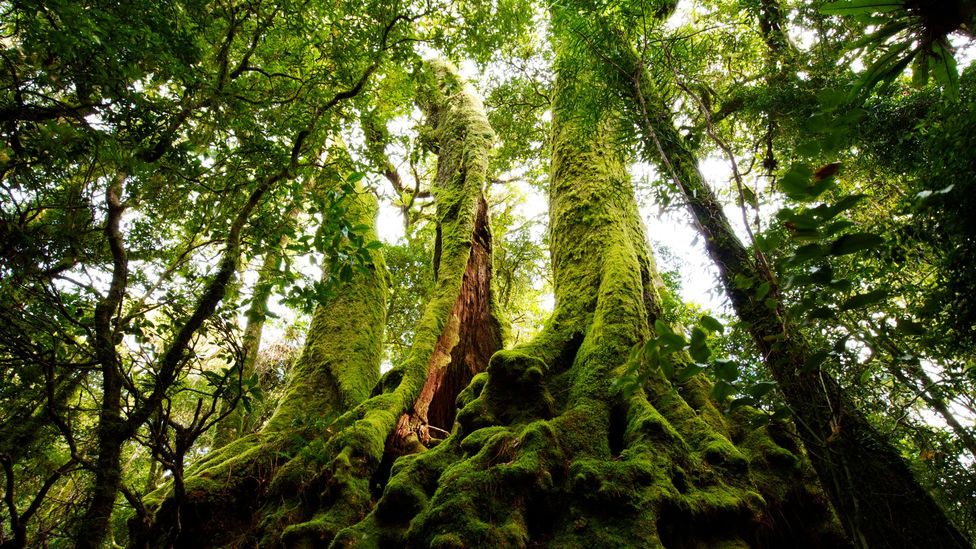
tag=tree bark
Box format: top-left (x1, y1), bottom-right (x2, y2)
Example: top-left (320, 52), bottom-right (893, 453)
top-left (76, 173), bottom-right (128, 549)
top-left (135, 60), bottom-right (505, 547)
top-left (598, 12), bottom-right (969, 548)
top-left (328, 15), bottom-right (843, 547)
top-left (138, 50), bottom-right (845, 549)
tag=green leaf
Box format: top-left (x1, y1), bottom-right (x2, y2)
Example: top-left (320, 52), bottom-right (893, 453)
top-left (824, 194), bottom-right (868, 218)
top-left (654, 319), bottom-right (672, 336)
top-left (829, 233), bottom-right (883, 255)
top-left (790, 244), bottom-right (826, 264)
top-left (660, 356), bottom-right (675, 380)
top-left (802, 350), bottom-right (829, 373)
top-left (676, 363), bottom-right (706, 383)
top-left (931, 40), bottom-right (960, 100)
top-left (848, 20), bottom-right (910, 50)
top-left (746, 381), bottom-right (778, 399)
top-left (612, 376), bottom-right (640, 397)
top-left (689, 327), bottom-right (711, 362)
top-left (912, 49), bottom-right (930, 88)
top-left (851, 41), bottom-right (913, 99)
top-left (895, 318), bottom-right (926, 336)
top-left (809, 265), bottom-right (833, 285)
top-left (660, 332), bottom-right (688, 350)
top-left (711, 379), bottom-right (735, 402)
top-left (733, 274), bottom-right (755, 290)
top-left (729, 396), bottom-right (757, 411)
top-left (700, 315), bottom-right (724, 334)
top-left (840, 289), bottom-right (888, 310)
top-left (714, 358), bottom-right (739, 382)
top-left (778, 164), bottom-right (814, 200)
top-left (754, 281), bottom-right (771, 301)
top-left (772, 406), bottom-right (792, 420)
top-left (821, 0), bottom-right (904, 16)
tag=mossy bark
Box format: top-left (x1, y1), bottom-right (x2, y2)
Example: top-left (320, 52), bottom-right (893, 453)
top-left (596, 11), bottom-right (969, 549)
top-left (327, 13), bottom-right (843, 548)
top-left (132, 60), bottom-right (505, 547)
top-left (138, 46), bottom-right (845, 549)
top-left (132, 187), bottom-right (389, 547)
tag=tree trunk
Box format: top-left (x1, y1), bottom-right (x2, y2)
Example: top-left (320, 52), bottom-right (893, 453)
top-left (212, 244), bottom-right (281, 449)
top-left (77, 173), bottom-right (128, 549)
top-left (137, 50), bottom-right (845, 548)
top-left (134, 59), bottom-right (504, 547)
top-left (599, 12), bottom-right (969, 548)
top-left (329, 22), bottom-right (840, 547)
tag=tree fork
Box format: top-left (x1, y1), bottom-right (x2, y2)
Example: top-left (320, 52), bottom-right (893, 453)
top-left (329, 9), bottom-right (845, 546)
top-left (134, 60), bottom-right (503, 547)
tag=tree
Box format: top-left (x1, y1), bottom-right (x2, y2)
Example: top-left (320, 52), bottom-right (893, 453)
top-left (136, 13), bottom-right (846, 549)
top-left (2, 0), bottom-right (974, 547)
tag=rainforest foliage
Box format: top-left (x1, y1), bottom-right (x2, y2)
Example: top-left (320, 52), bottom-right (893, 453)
top-left (1, 0), bottom-right (975, 547)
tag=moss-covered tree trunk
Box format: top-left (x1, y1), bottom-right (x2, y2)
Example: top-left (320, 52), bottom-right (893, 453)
top-left (133, 60), bottom-right (505, 547)
top-left (325, 14), bottom-right (842, 547)
top-left (591, 10), bottom-right (969, 548)
top-left (138, 48), bottom-right (847, 548)
top-left (132, 183), bottom-right (388, 546)
top-left (212, 245), bottom-right (280, 449)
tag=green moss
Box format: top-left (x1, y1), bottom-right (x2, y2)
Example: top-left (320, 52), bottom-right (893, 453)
top-left (333, 9), bottom-right (845, 547)
top-left (282, 59), bottom-right (504, 546)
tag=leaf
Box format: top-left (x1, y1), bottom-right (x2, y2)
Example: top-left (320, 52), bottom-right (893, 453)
top-left (746, 381), bottom-right (778, 399)
top-left (739, 185), bottom-right (759, 208)
top-left (790, 244), bottom-right (826, 264)
top-left (754, 281), bottom-right (771, 301)
top-left (700, 315), bottom-right (724, 334)
top-left (675, 363), bottom-right (706, 383)
top-left (711, 380), bottom-right (735, 402)
top-left (895, 318), bottom-right (926, 336)
top-left (660, 332), bottom-right (688, 350)
top-left (612, 376), bottom-right (640, 397)
top-left (809, 265), bottom-right (833, 285)
top-left (829, 233), bottom-right (883, 255)
top-left (820, 0), bottom-right (904, 16)
top-left (930, 40), bottom-right (960, 100)
top-left (654, 319), bottom-right (672, 336)
top-left (849, 19), bottom-right (910, 50)
top-left (729, 397), bottom-right (757, 411)
top-left (851, 41), bottom-right (913, 99)
top-left (772, 406), bottom-right (792, 420)
top-left (912, 49), bottom-right (930, 88)
top-left (778, 164), bottom-right (815, 200)
top-left (840, 289), bottom-right (887, 311)
top-left (714, 358), bottom-right (739, 382)
top-left (689, 327), bottom-right (711, 362)
top-left (733, 273), bottom-right (755, 290)
top-left (824, 194), bottom-right (868, 218)
top-left (802, 350), bottom-right (829, 373)
top-left (660, 356), bottom-right (675, 381)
